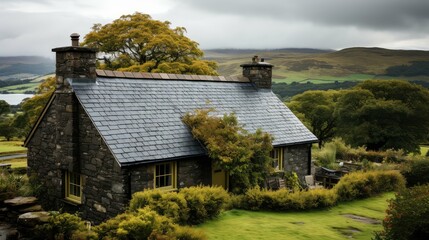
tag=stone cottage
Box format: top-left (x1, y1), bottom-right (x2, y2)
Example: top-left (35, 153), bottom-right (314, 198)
top-left (24, 34), bottom-right (318, 223)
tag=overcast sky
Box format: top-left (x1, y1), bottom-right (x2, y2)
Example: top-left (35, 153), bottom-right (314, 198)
top-left (2, 0), bottom-right (429, 58)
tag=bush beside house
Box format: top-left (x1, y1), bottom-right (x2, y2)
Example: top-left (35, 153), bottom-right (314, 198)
top-left (375, 184), bottom-right (429, 240)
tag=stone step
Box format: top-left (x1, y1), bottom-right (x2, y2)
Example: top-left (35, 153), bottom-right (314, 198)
top-left (4, 197), bottom-right (37, 208)
top-left (17, 211), bottom-right (50, 228)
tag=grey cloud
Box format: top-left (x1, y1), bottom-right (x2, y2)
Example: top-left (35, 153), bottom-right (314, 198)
top-left (0, 11), bottom-right (96, 56)
top-left (178, 0), bottom-right (429, 31)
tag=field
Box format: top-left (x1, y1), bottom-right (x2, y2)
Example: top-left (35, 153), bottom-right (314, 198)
top-left (199, 193), bottom-right (393, 240)
top-left (0, 73), bottom-right (54, 93)
top-left (0, 140), bottom-right (26, 154)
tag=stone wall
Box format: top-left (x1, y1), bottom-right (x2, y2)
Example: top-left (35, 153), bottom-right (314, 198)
top-left (78, 103), bottom-right (128, 223)
top-left (283, 144), bottom-right (311, 180)
top-left (27, 94), bottom-right (128, 224)
top-left (240, 59), bottom-right (273, 89)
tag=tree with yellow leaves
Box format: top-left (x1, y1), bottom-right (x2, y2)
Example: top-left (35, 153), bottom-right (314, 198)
top-left (83, 12), bottom-right (217, 75)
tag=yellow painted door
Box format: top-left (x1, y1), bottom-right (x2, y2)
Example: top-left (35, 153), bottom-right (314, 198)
top-left (212, 165), bottom-right (228, 189)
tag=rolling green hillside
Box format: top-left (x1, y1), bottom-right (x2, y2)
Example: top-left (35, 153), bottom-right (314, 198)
top-left (204, 47), bottom-right (429, 84)
top-left (0, 56), bottom-right (54, 93)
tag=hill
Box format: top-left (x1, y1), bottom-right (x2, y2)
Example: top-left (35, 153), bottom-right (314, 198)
top-left (204, 47), bottom-right (429, 99)
top-left (0, 56), bottom-right (54, 77)
top-left (0, 56), bottom-right (54, 94)
top-left (205, 47), bottom-right (429, 82)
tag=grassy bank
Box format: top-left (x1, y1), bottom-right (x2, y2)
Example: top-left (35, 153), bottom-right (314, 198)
top-left (199, 193), bottom-right (393, 240)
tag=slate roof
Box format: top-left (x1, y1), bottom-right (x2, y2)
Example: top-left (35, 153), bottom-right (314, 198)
top-left (72, 73), bottom-right (318, 166)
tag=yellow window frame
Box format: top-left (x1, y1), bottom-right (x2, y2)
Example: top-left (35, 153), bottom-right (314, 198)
top-left (154, 162), bottom-right (177, 190)
top-left (65, 171), bottom-right (83, 204)
top-left (271, 147), bottom-right (284, 171)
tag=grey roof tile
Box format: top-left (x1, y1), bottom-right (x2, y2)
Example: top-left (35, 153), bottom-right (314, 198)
top-left (73, 77), bottom-right (317, 165)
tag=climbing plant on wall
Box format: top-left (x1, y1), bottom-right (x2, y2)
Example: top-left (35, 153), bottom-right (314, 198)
top-left (182, 108), bottom-right (273, 194)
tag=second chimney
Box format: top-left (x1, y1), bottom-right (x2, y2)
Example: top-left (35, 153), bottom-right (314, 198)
top-left (240, 56), bottom-right (273, 89)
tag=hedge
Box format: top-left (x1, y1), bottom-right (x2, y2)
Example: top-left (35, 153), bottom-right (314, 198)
top-left (333, 170), bottom-right (405, 201)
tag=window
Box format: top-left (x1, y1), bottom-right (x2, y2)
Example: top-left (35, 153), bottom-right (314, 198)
top-left (271, 147), bottom-right (284, 171)
top-left (154, 162), bottom-right (177, 190)
top-left (65, 171), bottom-right (83, 203)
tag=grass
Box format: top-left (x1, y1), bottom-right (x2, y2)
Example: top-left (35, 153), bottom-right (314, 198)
top-left (0, 140), bottom-right (27, 155)
top-left (421, 145), bottom-right (429, 156)
top-left (0, 157), bottom-right (27, 168)
top-left (199, 193), bottom-right (393, 240)
top-left (0, 82), bottom-right (39, 93)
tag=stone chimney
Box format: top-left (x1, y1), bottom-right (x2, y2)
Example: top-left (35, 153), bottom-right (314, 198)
top-left (52, 33), bottom-right (97, 92)
top-left (240, 56), bottom-right (273, 89)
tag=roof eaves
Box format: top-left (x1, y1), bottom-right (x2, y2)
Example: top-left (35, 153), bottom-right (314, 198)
top-left (274, 139), bottom-right (319, 148)
top-left (120, 153), bottom-right (207, 167)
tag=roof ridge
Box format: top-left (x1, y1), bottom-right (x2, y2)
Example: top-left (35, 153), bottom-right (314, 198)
top-left (96, 69), bottom-right (249, 83)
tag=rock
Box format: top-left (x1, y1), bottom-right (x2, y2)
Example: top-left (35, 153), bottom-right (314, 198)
top-left (4, 197), bottom-right (37, 208)
top-left (17, 211), bottom-right (50, 228)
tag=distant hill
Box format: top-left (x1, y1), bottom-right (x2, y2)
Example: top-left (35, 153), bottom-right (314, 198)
top-left (0, 56), bottom-right (54, 77)
top-left (204, 47), bottom-right (429, 80)
top-left (204, 47), bottom-right (429, 99)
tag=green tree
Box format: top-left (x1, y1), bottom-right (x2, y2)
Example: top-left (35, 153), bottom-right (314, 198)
top-left (182, 108), bottom-right (273, 194)
top-left (336, 80), bottom-right (429, 152)
top-left (83, 12), bottom-right (217, 75)
top-left (17, 76), bottom-right (55, 135)
top-left (0, 118), bottom-right (16, 141)
top-left (287, 90), bottom-right (342, 148)
top-left (0, 100), bottom-right (10, 116)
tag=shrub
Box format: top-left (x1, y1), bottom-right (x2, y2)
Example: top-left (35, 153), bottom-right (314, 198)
top-left (374, 184), bottom-right (429, 240)
top-left (129, 186), bottom-right (229, 225)
top-left (314, 143), bottom-right (337, 168)
top-left (180, 186), bottom-right (230, 225)
top-left (333, 170), bottom-right (405, 201)
top-left (129, 189), bottom-right (188, 224)
top-left (0, 170), bottom-right (33, 200)
top-left (34, 212), bottom-right (88, 240)
top-left (94, 207), bottom-right (206, 240)
top-left (238, 187), bottom-right (337, 211)
top-left (401, 159), bottom-right (429, 187)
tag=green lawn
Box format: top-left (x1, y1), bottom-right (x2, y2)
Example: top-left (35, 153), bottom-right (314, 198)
top-left (199, 193), bottom-right (393, 240)
top-left (421, 145), bottom-right (429, 156)
top-left (0, 140), bottom-right (27, 154)
top-left (0, 157), bottom-right (27, 168)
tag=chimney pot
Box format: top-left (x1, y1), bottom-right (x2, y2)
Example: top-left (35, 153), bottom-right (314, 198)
top-left (70, 33), bottom-right (80, 47)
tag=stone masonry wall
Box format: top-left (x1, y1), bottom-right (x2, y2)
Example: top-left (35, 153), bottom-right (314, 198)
top-left (241, 63), bottom-right (273, 89)
top-left (283, 144), bottom-right (311, 181)
top-left (27, 94), bottom-right (128, 224)
top-left (78, 104), bottom-right (128, 223)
